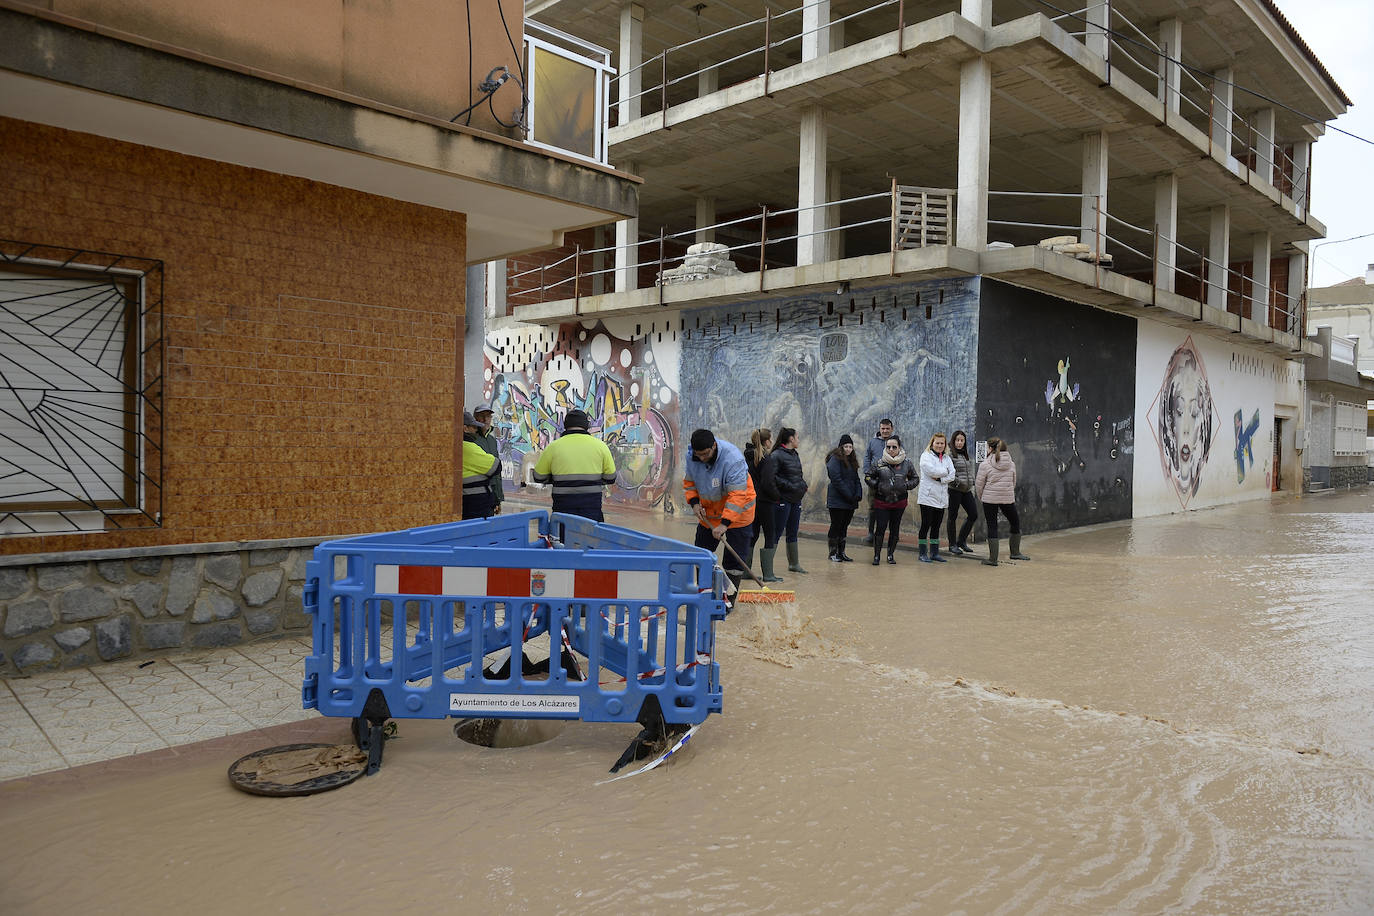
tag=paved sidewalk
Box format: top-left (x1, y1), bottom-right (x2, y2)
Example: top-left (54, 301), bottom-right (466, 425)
top-left (0, 636), bottom-right (316, 781)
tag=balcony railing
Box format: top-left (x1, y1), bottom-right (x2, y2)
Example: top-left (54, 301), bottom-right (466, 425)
top-left (988, 190), bottom-right (1306, 336)
top-left (509, 183), bottom-right (952, 304)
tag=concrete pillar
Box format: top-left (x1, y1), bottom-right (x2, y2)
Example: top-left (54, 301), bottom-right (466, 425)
top-left (1291, 140), bottom-right (1311, 214)
top-left (826, 166), bottom-right (844, 261)
top-left (1253, 108), bottom-right (1276, 184)
top-left (829, 19), bottom-right (845, 53)
top-left (617, 3), bottom-right (644, 124)
top-left (615, 158), bottom-right (640, 292)
top-left (961, 0), bottom-right (992, 29)
top-left (797, 106), bottom-right (829, 266)
top-left (1251, 231), bottom-right (1272, 324)
top-left (1207, 204), bottom-right (1230, 310)
top-left (1153, 172), bottom-right (1178, 293)
top-left (591, 227), bottom-right (607, 296)
top-left (956, 58), bottom-right (992, 250)
top-left (1210, 68), bottom-right (1234, 153)
top-left (1287, 251), bottom-right (1307, 335)
top-left (1085, 0), bottom-right (1110, 58)
top-left (1156, 19), bottom-right (1182, 115)
top-left (802, 0), bottom-right (830, 61)
top-left (484, 260), bottom-right (506, 319)
top-left (697, 58), bottom-right (718, 97)
top-left (695, 197), bottom-right (716, 244)
top-left (1080, 131), bottom-right (1109, 254)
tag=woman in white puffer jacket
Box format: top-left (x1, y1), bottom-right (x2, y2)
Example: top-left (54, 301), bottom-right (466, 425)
top-left (974, 436), bottom-right (1030, 566)
top-left (916, 432), bottom-right (956, 562)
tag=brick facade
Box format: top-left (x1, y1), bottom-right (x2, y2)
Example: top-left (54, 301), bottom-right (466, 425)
top-left (1, 117), bottom-right (468, 554)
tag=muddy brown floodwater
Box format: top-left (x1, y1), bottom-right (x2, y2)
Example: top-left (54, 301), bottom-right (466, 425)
top-left (3, 491), bottom-right (1373, 913)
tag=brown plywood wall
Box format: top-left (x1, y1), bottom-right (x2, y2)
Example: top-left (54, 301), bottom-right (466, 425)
top-left (0, 118), bottom-right (467, 554)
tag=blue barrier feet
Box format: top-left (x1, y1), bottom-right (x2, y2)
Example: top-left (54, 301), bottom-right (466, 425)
top-left (609, 695), bottom-right (689, 773)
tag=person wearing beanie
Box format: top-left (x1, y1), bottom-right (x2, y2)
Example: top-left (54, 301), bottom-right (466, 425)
top-left (471, 404), bottom-right (504, 514)
top-left (825, 434), bottom-right (862, 562)
top-left (683, 427), bottom-right (757, 611)
top-left (461, 410), bottom-right (501, 520)
top-left (531, 408), bottom-right (617, 521)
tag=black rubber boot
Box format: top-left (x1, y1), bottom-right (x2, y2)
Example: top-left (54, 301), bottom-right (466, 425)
top-left (837, 537), bottom-right (854, 562)
top-left (828, 537), bottom-right (841, 562)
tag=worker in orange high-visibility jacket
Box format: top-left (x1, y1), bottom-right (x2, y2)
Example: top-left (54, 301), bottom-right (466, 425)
top-left (683, 428), bottom-right (756, 611)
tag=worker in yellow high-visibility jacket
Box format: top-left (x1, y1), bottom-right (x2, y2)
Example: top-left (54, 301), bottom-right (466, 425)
top-left (532, 409), bottom-right (617, 521)
top-left (461, 410), bottom-right (500, 519)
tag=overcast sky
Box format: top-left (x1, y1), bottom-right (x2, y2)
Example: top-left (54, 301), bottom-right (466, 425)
top-left (1271, 0), bottom-right (1374, 288)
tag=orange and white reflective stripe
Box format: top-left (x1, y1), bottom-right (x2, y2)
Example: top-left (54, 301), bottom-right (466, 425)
top-left (374, 564), bottom-right (659, 600)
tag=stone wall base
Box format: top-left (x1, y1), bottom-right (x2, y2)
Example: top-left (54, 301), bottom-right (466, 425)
top-left (1, 539), bottom-right (321, 677)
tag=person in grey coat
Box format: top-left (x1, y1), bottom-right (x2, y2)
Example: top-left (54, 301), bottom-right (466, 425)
top-left (825, 434), bottom-right (862, 562)
top-left (945, 430), bottom-right (978, 555)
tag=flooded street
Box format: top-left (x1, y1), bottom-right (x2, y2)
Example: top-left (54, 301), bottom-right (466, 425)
top-left (3, 491), bottom-right (1372, 914)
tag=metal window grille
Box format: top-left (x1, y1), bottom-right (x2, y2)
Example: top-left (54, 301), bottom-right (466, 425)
top-left (0, 241), bottom-right (163, 536)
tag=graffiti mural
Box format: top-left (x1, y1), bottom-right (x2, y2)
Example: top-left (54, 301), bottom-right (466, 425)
top-left (1148, 337), bottom-right (1217, 508)
top-left (483, 321), bottom-right (679, 511)
top-left (977, 280), bottom-right (1136, 532)
top-left (1233, 409), bottom-right (1261, 484)
top-left (679, 277), bottom-right (979, 522)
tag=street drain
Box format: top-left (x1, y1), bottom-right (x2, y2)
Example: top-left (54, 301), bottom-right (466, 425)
top-left (454, 718), bottom-right (565, 748)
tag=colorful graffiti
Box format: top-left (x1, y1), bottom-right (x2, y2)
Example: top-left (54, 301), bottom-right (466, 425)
top-left (483, 322), bottom-right (679, 511)
top-left (1234, 408), bottom-right (1260, 483)
top-left (1149, 336), bottom-right (1216, 508)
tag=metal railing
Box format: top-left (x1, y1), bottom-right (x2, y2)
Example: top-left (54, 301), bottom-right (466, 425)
top-left (608, 0), bottom-right (915, 125)
top-left (1044, 1), bottom-right (1312, 211)
top-left (508, 184), bottom-right (952, 306)
top-left (988, 190), bottom-right (1304, 335)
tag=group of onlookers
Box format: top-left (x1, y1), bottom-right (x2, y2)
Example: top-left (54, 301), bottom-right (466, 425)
top-left (731, 417), bottom-right (1030, 572)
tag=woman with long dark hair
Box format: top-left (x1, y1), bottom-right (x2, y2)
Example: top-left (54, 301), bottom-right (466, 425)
top-left (825, 434), bottom-right (861, 562)
top-left (945, 430), bottom-right (978, 556)
top-left (744, 427), bottom-right (783, 582)
top-left (772, 427), bottom-right (810, 573)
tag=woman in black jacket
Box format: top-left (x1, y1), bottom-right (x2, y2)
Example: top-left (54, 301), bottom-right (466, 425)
top-left (825, 434), bottom-right (861, 561)
top-left (744, 427), bottom-right (783, 582)
top-left (772, 427), bottom-right (809, 573)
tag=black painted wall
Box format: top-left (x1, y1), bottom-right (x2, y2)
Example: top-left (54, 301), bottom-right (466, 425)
top-left (976, 279), bottom-right (1136, 533)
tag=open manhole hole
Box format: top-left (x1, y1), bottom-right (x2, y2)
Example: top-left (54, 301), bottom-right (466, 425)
top-left (454, 718), bottom-right (566, 748)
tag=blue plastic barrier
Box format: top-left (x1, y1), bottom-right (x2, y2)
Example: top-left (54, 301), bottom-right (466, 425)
top-left (302, 511), bottom-right (725, 735)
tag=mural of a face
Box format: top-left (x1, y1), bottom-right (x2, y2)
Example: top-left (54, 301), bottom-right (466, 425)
top-left (1155, 339), bottom-right (1214, 504)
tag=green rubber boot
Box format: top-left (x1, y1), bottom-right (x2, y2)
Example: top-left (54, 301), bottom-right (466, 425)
top-left (785, 541), bottom-right (808, 573)
top-left (759, 547), bottom-right (783, 583)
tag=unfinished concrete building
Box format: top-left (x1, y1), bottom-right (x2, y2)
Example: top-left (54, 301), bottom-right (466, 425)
top-left (479, 0), bottom-right (1349, 531)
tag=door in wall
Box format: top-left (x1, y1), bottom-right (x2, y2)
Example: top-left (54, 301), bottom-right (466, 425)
top-left (1273, 418), bottom-right (1282, 492)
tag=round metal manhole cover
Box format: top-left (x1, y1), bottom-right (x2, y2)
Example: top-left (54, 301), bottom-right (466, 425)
top-left (227, 743), bottom-right (369, 797)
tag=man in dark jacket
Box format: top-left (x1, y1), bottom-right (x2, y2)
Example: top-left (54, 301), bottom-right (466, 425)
top-left (862, 418), bottom-right (895, 545)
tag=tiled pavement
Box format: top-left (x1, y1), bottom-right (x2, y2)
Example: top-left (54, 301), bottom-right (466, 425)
top-left (0, 635), bottom-right (318, 782)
